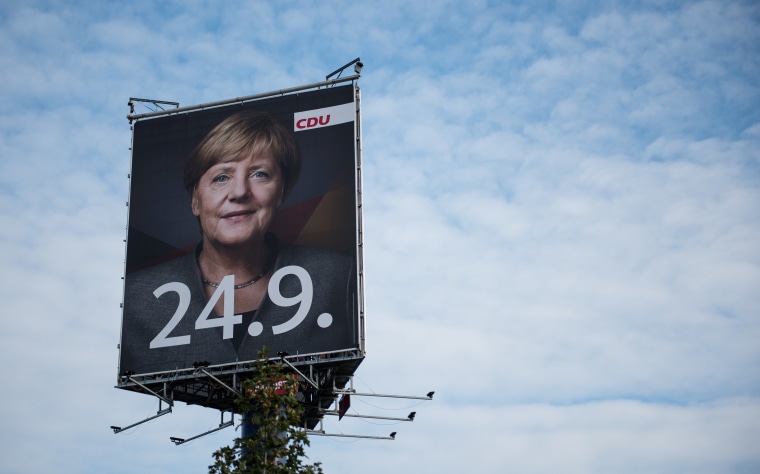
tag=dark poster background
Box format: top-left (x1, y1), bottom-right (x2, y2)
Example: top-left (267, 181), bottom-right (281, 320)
top-left (120, 85), bottom-right (360, 375)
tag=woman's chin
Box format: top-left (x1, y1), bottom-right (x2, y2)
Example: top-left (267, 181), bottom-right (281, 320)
top-left (206, 233), bottom-right (265, 249)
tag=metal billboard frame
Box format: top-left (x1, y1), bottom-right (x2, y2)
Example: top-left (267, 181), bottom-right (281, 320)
top-left (116, 75), bottom-right (366, 427)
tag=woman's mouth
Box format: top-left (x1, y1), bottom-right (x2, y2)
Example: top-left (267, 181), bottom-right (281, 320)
top-left (222, 210), bottom-right (255, 219)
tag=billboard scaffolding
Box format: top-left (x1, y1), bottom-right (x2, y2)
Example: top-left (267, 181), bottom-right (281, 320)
top-left (116, 76), bottom-right (365, 427)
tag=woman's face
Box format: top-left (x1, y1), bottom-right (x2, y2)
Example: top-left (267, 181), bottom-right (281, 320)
top-left (191, 151), bottom-right (284, 248)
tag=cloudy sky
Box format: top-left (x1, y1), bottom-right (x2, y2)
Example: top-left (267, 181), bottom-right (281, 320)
top-left (1, 1), bottom-right (759, 472)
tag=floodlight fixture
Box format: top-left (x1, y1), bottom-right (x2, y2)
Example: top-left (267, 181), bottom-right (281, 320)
top-left (326, 57), bottom-right (363, 81)
top-left (408, 411), bottom-right (416, 421)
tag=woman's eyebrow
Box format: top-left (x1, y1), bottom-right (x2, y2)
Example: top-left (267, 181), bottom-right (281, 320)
top-left (247, 162), bottom-right (275, 171)
top-left (209, 163), bottom-right (237, 173)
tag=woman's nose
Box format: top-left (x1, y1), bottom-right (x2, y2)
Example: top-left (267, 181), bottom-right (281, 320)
top-left (229, 176), bottom-right (251, 200)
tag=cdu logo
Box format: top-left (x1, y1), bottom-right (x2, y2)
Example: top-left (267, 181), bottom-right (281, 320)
top-left (296, 114), bottom-right (331, 130)
top-left (293, 102), bottom-right (354, 132)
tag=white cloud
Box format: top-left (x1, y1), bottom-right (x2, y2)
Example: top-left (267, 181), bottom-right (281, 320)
top-left (310, 398), bottom-right (760, 473)
top-left (0, 0), bottom-right (758, 472)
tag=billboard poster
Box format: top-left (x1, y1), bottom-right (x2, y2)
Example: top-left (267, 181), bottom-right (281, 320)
top-left (119, 85), bottom-right (361, 377)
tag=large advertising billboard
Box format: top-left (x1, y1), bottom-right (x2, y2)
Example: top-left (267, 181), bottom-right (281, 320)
top-left (119, 85), bottom-right (362, 378)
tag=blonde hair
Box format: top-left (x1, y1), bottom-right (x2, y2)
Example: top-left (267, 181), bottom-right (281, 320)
top-left (184, 110), bottom-right (301, 198)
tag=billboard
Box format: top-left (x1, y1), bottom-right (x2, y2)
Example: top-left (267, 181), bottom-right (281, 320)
top-left (119, 85), bottom-right (363, 379)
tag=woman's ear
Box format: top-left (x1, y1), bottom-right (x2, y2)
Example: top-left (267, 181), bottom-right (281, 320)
top-left (191, 187), bottom-right (200, 216)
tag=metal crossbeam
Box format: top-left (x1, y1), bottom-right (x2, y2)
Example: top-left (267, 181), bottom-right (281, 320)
top-left (198, 368), bottom-right (242, 398)
top-left (126, 376), bottom-right (174, 406)
top-left (277, 353), bottom-right (320, 390)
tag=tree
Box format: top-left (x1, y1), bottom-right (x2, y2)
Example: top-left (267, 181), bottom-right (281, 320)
top-left (209, 352), bottom-right (324, 474)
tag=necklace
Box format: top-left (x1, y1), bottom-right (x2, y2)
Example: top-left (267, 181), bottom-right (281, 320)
top-left (202, 266), bottom-right (269, 289)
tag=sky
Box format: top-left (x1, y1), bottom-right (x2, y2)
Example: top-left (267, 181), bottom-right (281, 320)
top-left (0, 0), bottom-right (759, 472)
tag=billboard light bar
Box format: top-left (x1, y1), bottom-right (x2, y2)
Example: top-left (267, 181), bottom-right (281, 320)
top-left (170, 411), bottom-right (234, 446)
top-left (111, 404), bottom-right (172, 434)
top-left (332, 388), bottom-right (435, 401)
top-left (127, 97), bottom-right (179, 115)
top-left (320, 411), bottom-right (416, 422)
top-left (126, 74), bottom-right (360, 122)
top-left (307, 426), bottom-right (397, 441)
top-left (308, 430), bottom-right (397, 441)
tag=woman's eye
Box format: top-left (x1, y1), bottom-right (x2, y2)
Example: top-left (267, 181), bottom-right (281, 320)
top-left (252, 171), bottom-right (268, 179)
top-left (212, 175), bottom-right (230, 183)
